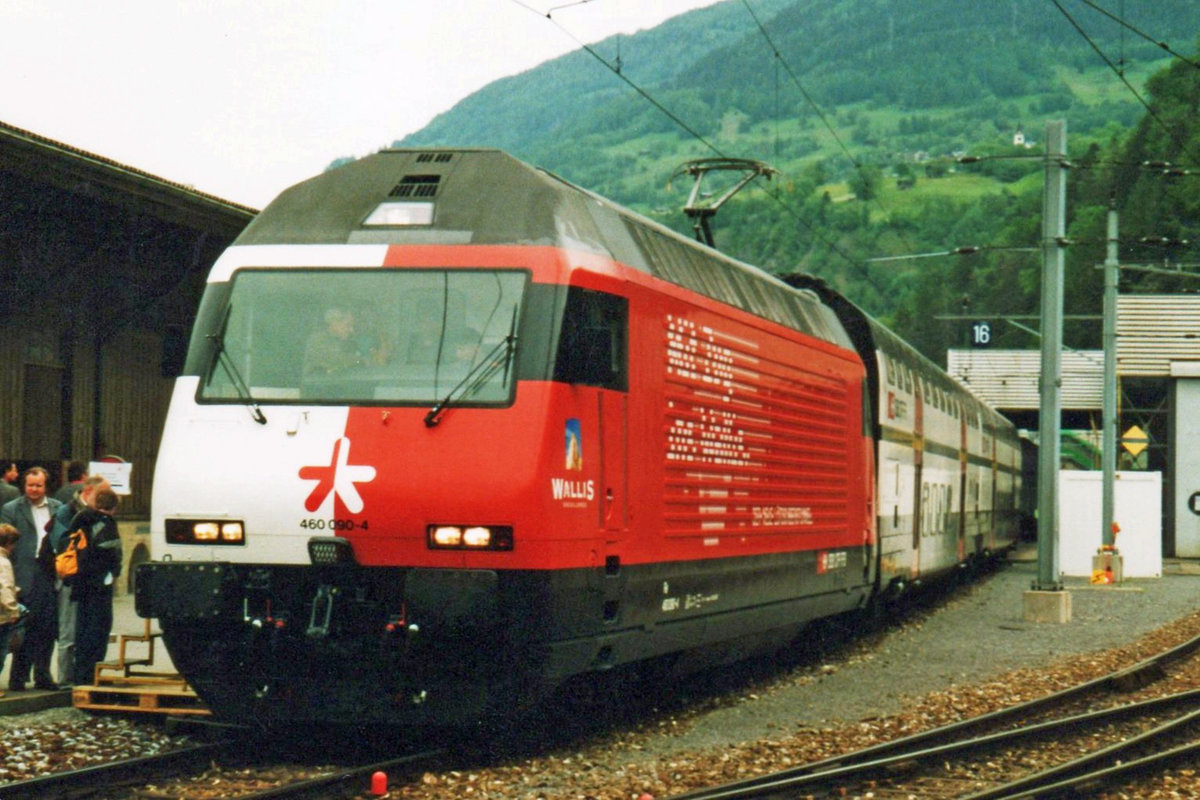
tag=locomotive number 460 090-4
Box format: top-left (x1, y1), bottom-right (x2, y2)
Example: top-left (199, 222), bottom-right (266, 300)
top-left (300, 518), bottom-right (369, 532)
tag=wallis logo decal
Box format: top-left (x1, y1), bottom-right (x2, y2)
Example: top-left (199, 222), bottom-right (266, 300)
top-left (551, 478), bottom-right (595, 502)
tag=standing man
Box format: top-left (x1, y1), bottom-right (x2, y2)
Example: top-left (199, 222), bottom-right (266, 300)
top-left (0, 463), bottom-right (18, 506)
top-left (0, 467), bottom-right (62, 691)
top-left (53, 461), bottom-right (88, 505)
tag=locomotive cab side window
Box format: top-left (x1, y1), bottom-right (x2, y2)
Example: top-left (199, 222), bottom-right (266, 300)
top-left (554, 287), bottom-right (628, 391)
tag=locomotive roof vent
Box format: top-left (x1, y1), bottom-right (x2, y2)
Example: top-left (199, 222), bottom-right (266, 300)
top-left (363, 174), bottom-right (441, 227)
top-left (416, 152), bottom-right (454, 163)
top-left (389, 174), bottom-right (441, 198)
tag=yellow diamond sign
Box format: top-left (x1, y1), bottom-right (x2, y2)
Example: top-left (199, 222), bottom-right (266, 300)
top-left (1122, 424), bottom-right (1148, 458)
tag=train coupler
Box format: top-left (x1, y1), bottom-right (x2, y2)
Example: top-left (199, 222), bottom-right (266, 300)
top-left (306, 584), bottom-right (339, 638)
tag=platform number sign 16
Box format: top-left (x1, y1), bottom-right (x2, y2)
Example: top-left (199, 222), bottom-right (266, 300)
top-left (971, 321), bottom-right (992, 348)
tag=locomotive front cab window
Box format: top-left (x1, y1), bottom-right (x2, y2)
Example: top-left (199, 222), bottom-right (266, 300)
top-left (554, 287), bottom-right (627, 391)
top-left (198, 268), bottom-right (527, 405)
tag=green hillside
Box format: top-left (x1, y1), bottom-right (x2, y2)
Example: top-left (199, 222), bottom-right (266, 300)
top-left (398, 0), bottom-right (1200, 362)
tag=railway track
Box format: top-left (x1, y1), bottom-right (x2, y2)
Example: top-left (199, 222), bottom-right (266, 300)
top-left (0, 740), bottom-right (232, 799)
top-left (0, 733), bottom-right (444, 800)
top-left (218, 748), bottom-right (447, 800)
top-left (667, 628), bottom-right (1200, 800)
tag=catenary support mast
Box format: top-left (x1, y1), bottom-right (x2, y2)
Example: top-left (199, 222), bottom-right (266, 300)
top-left (1034, 120), bottom-right (1067, 593)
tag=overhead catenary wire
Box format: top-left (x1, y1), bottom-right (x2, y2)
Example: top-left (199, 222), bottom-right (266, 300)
top-left (1074, 0), bottom-right (1200, 71)
top-left (508, 0), bottom-right (888, 298)
top-left (736, 0), bottom-right (942, 282)
top-left (1050, 1), bottom-right (1161, 128)
top-left (738, 0), bottom-right (856, 171)
top-left (1050, 0), bottom-right (1200, 166)
top-left (545, 0), bottom-right (597, 14)
top-left (867, 246), bottom-right (1039, 264)
top-left (508, 0), bottom-right (722, 157)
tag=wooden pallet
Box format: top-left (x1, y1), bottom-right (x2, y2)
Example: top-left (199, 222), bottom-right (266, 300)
top-left (72, 619), bottom-right (211, 716)
top-left (72, 680), bottom-right (211, 715)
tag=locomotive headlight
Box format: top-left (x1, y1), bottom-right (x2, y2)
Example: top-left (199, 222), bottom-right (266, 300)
top-left (193, 523), bottom-right (219, 541)
top-left (166, 518), bottom-right (247, 546)
top-left (462, 527), bottom-right (492, 547)
top-left (426, 524), bottom-right (513, 551)
top-left (430, 526), bottom-right (463, 547)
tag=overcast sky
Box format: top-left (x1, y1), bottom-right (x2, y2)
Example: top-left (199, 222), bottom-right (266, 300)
top-left (1, 0), bottom-right (723, 208)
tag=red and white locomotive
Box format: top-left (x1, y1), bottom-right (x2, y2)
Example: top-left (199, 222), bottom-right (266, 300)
top-left (136, 150), bottom-right (1021, 727)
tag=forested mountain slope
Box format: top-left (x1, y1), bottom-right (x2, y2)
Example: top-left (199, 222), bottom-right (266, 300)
top-left (397, 0), bottom-right (1200, 361)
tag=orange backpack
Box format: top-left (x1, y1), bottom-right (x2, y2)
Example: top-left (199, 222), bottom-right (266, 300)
top-left (55, 528), bottom-right (88, 581)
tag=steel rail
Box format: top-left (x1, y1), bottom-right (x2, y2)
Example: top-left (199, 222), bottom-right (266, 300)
top-left (961, 705), bottom-right (1200, 800)
top-left (1001, 736), bottom-right (1200, 799)
top-left (0, 740), bottom-right (232, 799)
top-left (674, 689), bottom-right (1200, 800)
top-left (233, 747), bottom-right (446, 800)
top-left (667, 629), bottom-right (1200, 800)
top-left (0, 737), bottom-right (443, 800)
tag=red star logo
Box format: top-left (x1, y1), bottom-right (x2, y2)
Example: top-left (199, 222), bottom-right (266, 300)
top-left (298, 437), bottom-right (376, 513)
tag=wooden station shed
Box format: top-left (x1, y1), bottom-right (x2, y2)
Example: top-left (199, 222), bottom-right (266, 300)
top-left (0, 121), bottom-right (255, 526)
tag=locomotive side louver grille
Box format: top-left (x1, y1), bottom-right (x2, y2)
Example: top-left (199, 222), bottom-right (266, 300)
top-left (389, 174), bottom-right (441, 198)
top-left (662, 316), bottom-right (853, 541)
top-left (416, 152), bottom-right (454, 163)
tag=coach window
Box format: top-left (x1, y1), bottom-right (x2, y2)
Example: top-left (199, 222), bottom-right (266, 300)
top-left (555, 287), bottom-right (628, 391)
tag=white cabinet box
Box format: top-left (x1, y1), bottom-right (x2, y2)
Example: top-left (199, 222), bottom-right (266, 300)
top-left (1057, 471), bottom-right (1162, 578)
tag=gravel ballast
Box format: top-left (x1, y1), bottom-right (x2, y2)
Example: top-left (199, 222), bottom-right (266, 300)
top-left (662, 555), bottom-right (1200, 752)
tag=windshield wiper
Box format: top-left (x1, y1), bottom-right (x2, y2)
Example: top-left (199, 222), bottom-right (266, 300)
top-left (208, 328), bottom-right (267, 425)
top-left (424, 330), bottom-right (517, 429)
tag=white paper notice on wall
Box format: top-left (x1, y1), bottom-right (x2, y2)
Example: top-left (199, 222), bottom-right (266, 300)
top-left (89, 460), bottom-right (132, 496)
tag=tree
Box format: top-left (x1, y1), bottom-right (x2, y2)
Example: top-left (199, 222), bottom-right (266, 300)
top-left (848, 165), bottom-right (883, 202)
